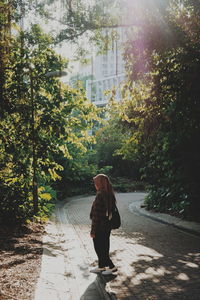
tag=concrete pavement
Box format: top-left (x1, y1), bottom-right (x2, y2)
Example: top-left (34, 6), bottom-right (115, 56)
top-left (34, 193), bottom-right (200, 300)
top-left (129, 198), bottom-right (200, 238)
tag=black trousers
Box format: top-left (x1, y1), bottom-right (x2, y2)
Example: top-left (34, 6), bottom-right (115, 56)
top-left (93, 230), bottom-right (115, 268)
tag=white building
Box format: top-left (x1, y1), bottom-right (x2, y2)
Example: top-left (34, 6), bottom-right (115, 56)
top-left (85, 27), bottom-right (126, 107)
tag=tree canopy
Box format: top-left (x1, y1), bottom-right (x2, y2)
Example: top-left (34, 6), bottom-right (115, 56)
top-left (1, 0), bottom-right (200, 222)
top-left (0, 15), bottom-right (99, 221)
top-left (107, 0), bottom-right (200, 220)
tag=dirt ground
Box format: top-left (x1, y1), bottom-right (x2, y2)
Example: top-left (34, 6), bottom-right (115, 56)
top-left (0, 222), bottom-right (44, 300)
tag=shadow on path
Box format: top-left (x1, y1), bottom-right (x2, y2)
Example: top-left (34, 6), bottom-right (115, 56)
top-left (103, 228), bottom-right (200, 299)
top-left (80, 274), bottom-right (117, 300)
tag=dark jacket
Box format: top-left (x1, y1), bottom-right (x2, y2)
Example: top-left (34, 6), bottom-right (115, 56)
top-left (90, 191), bottom-right (111, 235)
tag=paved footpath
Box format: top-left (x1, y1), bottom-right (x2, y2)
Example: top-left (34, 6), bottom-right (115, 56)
top-left (34, 193), bottom-right (200, 300)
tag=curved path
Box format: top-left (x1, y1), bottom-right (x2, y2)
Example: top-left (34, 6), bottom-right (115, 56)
top-left (35, 193), bottom-right (200, 300)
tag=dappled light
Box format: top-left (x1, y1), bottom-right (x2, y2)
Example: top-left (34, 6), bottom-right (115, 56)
top-left (47, 194), bottom-right (200, 299)
top-left (1, 0), bottom-right (200, 299)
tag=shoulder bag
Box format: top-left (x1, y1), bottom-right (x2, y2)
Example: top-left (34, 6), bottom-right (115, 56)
top-left (110, 205), bottom-right (121, 229)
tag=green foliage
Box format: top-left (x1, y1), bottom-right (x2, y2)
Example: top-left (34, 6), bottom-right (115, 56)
top-left (37, 185), bottom-right (56, 219)
top-left (0, 23), bottom-right (99, 222)
top-left (0, 0), bottom-right (12, 98)
top-left (111, 177), bottom-right (147, 193)
top-left (70, 74), bottom-right (94, 90)
top-left (94, 103), bottom-right (141, 179)
top-left (2, 0), bottom-right (200, 223)
top-left (112, 0), bottom-right (200, 221)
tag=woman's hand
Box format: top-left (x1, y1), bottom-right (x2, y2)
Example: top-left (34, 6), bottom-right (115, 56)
top-left (90, 233), bottom-right (95, 238)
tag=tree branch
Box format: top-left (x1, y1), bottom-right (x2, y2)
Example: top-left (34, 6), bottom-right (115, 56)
top-left (47, 16), bottom-right (138, 30)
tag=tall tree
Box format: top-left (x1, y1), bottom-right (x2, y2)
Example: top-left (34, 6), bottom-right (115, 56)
top-left (0, 0), bottom-right (12, 99)
top-left (0, 24), bottom-right (98, 221)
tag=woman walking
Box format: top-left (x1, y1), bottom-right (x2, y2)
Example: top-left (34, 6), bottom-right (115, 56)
top-left (90, 174), bottom-right (118, 275)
